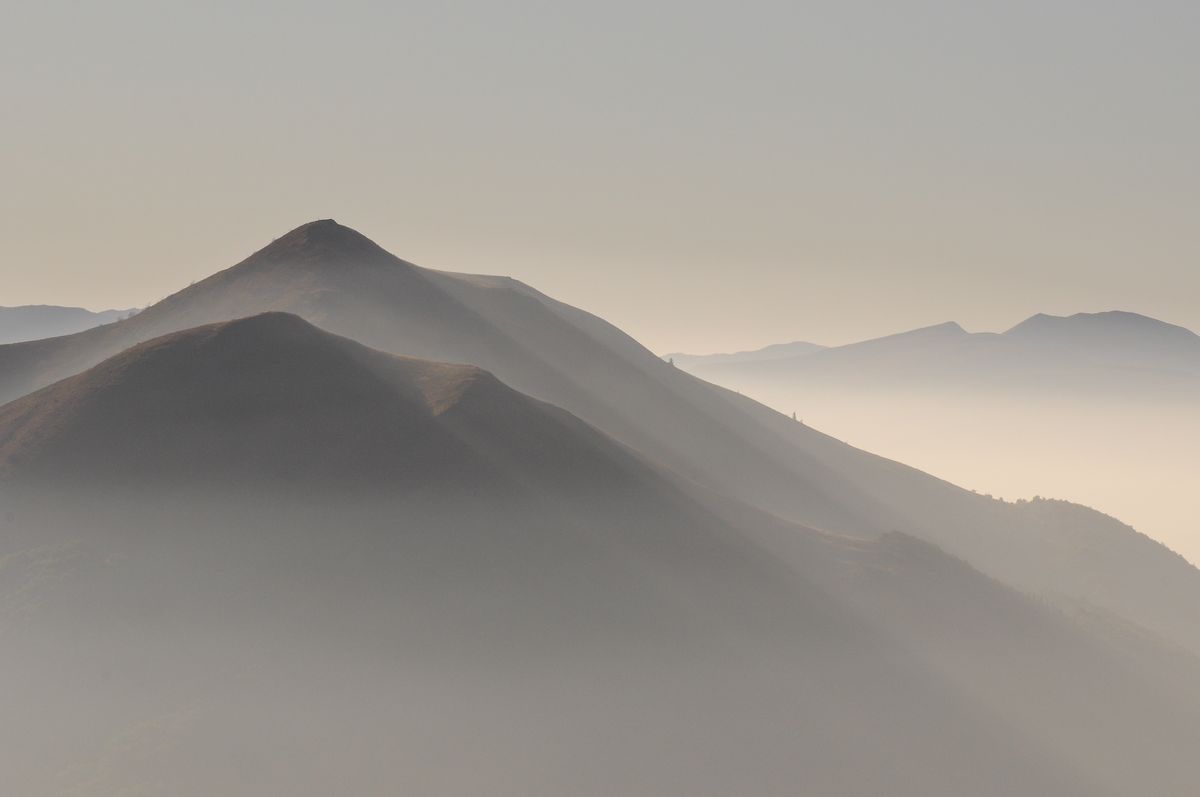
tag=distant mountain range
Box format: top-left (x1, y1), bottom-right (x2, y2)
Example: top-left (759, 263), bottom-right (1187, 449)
top-left (4, 305), bottom-right (1200, 795)
top-left (666, 311), bottom-right (1200, 397)
top-left (0, 304), bottom-right (137, 344)
top-left (666, 339), bottom-right (826, 368)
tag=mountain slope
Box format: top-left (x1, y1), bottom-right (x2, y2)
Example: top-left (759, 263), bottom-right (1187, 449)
top-left (2, 319), bottom-right (1200, 796)
top-left (0, 312), bottom-right (663, 503)
top-left (2, 220), bottom-right (1199, 655)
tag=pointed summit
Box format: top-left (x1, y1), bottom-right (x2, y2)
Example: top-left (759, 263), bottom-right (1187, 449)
top-left (247, 219), bottom-right (403, 271)
top-left (920, 320), bottom-right (967, 336)
top-left (118, 219), bottom-right (429, 336)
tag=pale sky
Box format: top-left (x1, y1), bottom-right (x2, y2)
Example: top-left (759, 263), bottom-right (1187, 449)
top-left (3, 1), bottom-right (1197, 353)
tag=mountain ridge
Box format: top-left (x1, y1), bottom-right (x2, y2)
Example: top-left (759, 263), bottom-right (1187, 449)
top-left (669, 310), bottom-right (1198, 366)
top-left (3, 220), bottom-right (1200, 657)
top-left (0, 312), bottom-right (661, 500)
top-left (1004, 310), bottom-right (1199, 339)
top-left (3, 313), bottom-right (1200, 796)
top-left (673, 309), bottom-right (1200, 389)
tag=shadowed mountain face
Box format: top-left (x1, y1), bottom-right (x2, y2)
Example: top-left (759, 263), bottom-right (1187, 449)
top-left (2, 317), bottom-right (1200, 796)
top-left (0, 305), bottom-right (135, 344)
top-left (0, 312), bottom-right (655, 500)
top-left (1, 220), bottom-right (1199, 657)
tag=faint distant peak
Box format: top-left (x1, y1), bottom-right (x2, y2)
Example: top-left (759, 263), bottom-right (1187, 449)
top-left (870, 320), bottom-right (968, 342)
top-left (663, 339), bottom-right (826, 366)
top-left (666, 323), bottom-right (972, 365)
top-left (921, 321), bottom-right (967, 335)
top-left (805, 321), bottom-right (974, 357)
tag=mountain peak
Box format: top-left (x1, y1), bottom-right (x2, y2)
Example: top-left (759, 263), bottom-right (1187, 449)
top-left (890, 320), bottom-right (967, 340)
top-left (256, 219), bottom-right (392, 263)
top-left (1005, 311), bottom-right (1197, 341)
top-left (162, 220), bottom-right (416, 290)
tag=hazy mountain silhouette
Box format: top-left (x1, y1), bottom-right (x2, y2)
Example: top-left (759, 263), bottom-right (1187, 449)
top-left (0, 304), bottom-right (135, 344)
top-left (669, 312), bottom-right (1200, 571)
top-left (1007, 309), bottom-right (1199, 345)
top-left (1006, 311), bottom-right (1200, 375)
top-left (664, 339), bottom-right (826, 368)
top-left (674, 311), bottom-right (1200, 396)
top-left (3, 317), bottom-right (1200, 796)
top-left (2, 221), bottom-right (1199, 656)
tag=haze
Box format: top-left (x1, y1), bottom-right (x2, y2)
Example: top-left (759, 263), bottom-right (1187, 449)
top-left (4, 1), bottom-right (1199, 352)
top-left (4, 224), bottom-right (1200, 794)
top-left (4, 3), bottom-right (1200, 794)
top-left (669, 316), bottom-right (1200, 562)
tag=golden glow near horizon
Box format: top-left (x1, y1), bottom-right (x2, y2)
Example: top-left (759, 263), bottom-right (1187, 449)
top-left (3, 2), bottom-right (1197, 354)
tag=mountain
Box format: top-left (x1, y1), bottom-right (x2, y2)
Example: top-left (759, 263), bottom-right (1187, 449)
top-left (0, 304), bottom-right (136, 344)
top-left (2, 220), bottom-right (1200, 657)
top-left (3, 317), bottom-right (1200, 795)
top-left (1007, 310), bottom-right (1199, 346)
top-left (678, 312), bottom-right (1200, 395)
top-left (1005, 311), bottom-right (1200, 374)
top-left (668, 312), bottom-right (1200, 570)
top-left (664, 339), bottom-right (825, 368)
top-left (0, 312), bottom-right (660, 500)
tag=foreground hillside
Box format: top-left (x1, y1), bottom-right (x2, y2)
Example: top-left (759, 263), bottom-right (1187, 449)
top-left (1, 220), bottom-right (1198, 656)
top-left (2, 317), bottom-right (1199, 796)
top-left (0, 312), bottom-right (661, 500)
